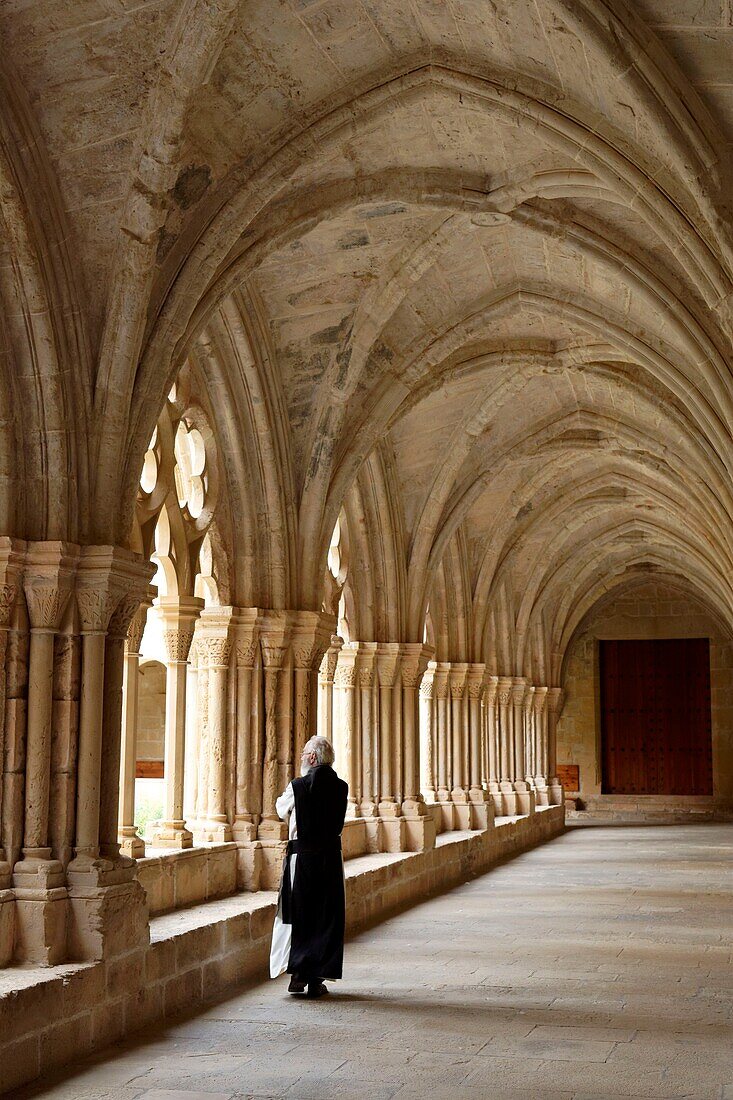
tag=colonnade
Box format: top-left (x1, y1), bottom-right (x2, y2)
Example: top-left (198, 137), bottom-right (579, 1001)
top-left (0, 537), bottom-right (565, 968)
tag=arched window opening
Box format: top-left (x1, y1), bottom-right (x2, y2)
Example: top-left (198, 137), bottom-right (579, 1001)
top-left (119, 392), bottom-right (227, 858)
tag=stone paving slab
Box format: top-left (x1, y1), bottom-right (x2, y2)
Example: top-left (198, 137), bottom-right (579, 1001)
top-left (15, 824), bottom-right (733, 1100)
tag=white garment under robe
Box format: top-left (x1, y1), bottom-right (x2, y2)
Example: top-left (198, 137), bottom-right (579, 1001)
top-left (269, 782), bottom-right (297, 978)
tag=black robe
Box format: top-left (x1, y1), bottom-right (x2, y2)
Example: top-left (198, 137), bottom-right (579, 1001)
top-left (284, 764), bottom-right (348, 981)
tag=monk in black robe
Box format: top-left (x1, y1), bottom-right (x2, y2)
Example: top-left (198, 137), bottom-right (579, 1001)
top-left (270, 735), bottom-right (348, 998)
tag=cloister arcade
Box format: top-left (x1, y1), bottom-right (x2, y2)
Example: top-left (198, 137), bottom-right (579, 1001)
top-left (0, 0), bottom-right (732, 1089)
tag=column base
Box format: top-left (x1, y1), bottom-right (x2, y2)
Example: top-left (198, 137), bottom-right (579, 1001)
top-left (13, 886), bottom-right (68, 965)
top-left (499, 779), bottom-right (518, 816)
top-left (66, 877), bottom-right (148, 962)
top-left (549, 778), bottom-right (565, 806)
top-left (13, 851), bottom-right (66, 890)
top-left (451, 788), bottom-right (472, 831)
top-left (0, 889), bottom-right (13, 966)
top-left (232, 818), bottom-right (257, 843)
top-left (524, 774), bottom-right (537, 791)
top-left (487, 780), bottom-right (503, 817)
top-left (0, 850), bottom-right (11, 890)
top-left (534, 775), bottom-right (550, 807)
top-left (513, 780), bottom-right (535, 816)
top-left (195, 819), bottom-right (233, 843)
top-left (257, 818), bottom-right (288, 842)
top-left (236, 840), bottom-right (263, 891)
top-left (436, 789), bottom-right (456, 831)
top-left (402, 799), bottom-right (436, 851)
top-left (258, 839), bottom-right (287, 890)
top-left (118, 827), bottom-right (146, 859)
top-left (149, 821), bottom-right (194, 849)
top-left (468, 788), bottom-right (493, 830)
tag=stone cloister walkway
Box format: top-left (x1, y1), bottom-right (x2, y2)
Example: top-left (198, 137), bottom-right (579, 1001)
top-left (19, 825), bottom-right (733, 1100)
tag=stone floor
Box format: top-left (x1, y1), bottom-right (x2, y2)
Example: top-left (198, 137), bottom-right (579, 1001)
top-left (17, 824), bottom-right (733, 1100)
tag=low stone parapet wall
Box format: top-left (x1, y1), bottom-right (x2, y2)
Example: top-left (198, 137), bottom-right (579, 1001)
top-left (0, 806), bottom-right (563, 1094)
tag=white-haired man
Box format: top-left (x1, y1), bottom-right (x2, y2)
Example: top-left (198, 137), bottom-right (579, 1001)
top-left (270, 735), bottom-right (348, 998)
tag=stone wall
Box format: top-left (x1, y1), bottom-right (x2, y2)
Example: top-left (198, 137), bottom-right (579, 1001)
top-left (0, 807), bottom-right (563, 1095)
top-left (557, 579), bottom-right (733, 815)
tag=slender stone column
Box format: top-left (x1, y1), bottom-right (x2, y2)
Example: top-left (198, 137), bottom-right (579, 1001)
top-left (357, 644), bottom-right (379, 845)
top-left (117, 605), bottom-right (148, 858)
top-left (232, 609), bottom-right (258, 843)
top-left (433, 664), bottom-right (453, 829)
top-left (67, 547), bottom-right (152, 964)
top-left (466, 664), bottom-right (491, 829)
top-left (151, 595), bottom-right (203, 848)
top-left (419, 661), bottom-right (437, 802)
top-left (100, 591), bottom-right (149, 864)
top-left (195, 607), bottom-right (234, 842)
top-left (533, 686), bottom-right (550, 806)
top-left (485, 675), bottom-right (502, 815)
top-left (318, 635), bottom-right (343, 741)
top-left (0, 541), bottom-right (21, 889)
top-left (523, 685), bottom-right (536, 786)
top-left (511, 678), bottom-right (534, 815)
top-left (496, 677), bottom-right (517, 816)
top-left (376, 644), bottom-right (404, 851)
top-left (546, 687), bottom-right (565, 806)
top-left (184, 645), bottom-right (200, 826)
top-left (13, 544), bottom-right (76, 964)
top-left (258, 614), bottom-right (290, 839)
top-left (400, 644), bottom-right (435, 851)
top-left (449, 663), bottom-right (470, 828)
top-left (16, 546), bottom-right (76, 887)
top-left (334, 646), bottom-right (360, 815)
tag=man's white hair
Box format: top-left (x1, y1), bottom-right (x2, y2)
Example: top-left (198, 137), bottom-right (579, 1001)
top-left (302, 735), bottom-right (335, 766)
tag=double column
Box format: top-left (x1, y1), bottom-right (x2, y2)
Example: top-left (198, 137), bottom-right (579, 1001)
top-left (151, 595), bottom-right (203, 848)
top-left (13, 544), bottom-right (76, 963)
top-left (194, 606), bottom-right (234, 843)
top-left (546, 687), bottom-right (565, 806)
top-left (117, 602), bottom-right (152, 857)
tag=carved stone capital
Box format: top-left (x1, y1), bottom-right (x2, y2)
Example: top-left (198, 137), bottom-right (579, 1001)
top-left (466, 663), bottom-right (486, 700)
top-left (484, 675), bottom-right (499, 706)
top-left (376, 643), bottom-right (401, 687)
top-left (320, 635), bottom-right (343, 681)
top-left (24, 541), bottom-right (78, 631)
top-left (419, 663), bottom-right (436, 699)
top-left (196, 605), bottom-right (234, 668)
top-left (157, 595), bottom-right (205, 662)
top-left (433, 665), bottom-right (450, 700)
top-left (511, 677), bottom-right (528, 707)
top-left (448, 663), bottom-right (468, 700)
top-left (76, 545), bottom-right (154, 635)
top-left (496, 676), bottom-right (513, 707)
top-left (233, 607), bottom-right (259, 667)
top-left (523, 685), bottom-right (535, 713)
top-left (290, 610), bottom-right (335, 671)
top-left (258, 611), bottom-right (290, 669)
top-left (533, 685), bottom-right (549, 714)
top-left (546, 686), bottom-right (564, 715)
top-left (334, 658), bottom-right (358, 688)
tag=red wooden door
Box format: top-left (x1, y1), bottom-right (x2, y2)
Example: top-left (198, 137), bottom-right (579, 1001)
top-left (600, 639), bottom-right (713, 796)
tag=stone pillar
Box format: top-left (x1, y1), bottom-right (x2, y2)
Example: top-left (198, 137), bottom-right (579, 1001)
top-left (117, 604), bottom-right (148, 858)
top-left (376, 644), bottom-right (404, 851)
top-left (449, 663), bottom-right (470, 828)
top-left (400, 644), bottom-right (435, 851)
top-left (419, 661), bottom-right (437, 802)
top-left (67, 546), bottom-right (152, 964)
top-left (318, 634), bottom-right (343, 741)
top-left (546, 687), bottom-right (565, 806)
top-left (0, 541), bottom-right (21, 891)
top-left (357, 644), bottom-right (379, 849)
top-left (533, 686), bottom-right (550, 806)
top-left (511, 678), bottom-right (534, 815)
top-left (466, 663), bottom-right (492, 830)
top-left (195, 607), bottom-right (234, 842)
top-left (334, 645), bottom-right (360, 815)
top-left (523, 685), bottom-right (536, 786)
top-left (151, 595), bottom-right (203, 848)
top-left (100, 591), bottom-right (149, 863)
top-left (485, 675), bottom-right (502, 815)
top-left (13, 544), bottom-right (76, 965)
top-left (258, 614), bottom-right (290, 840)
top-left (231, 610), bottom-right (258, 843)
top-left (433, 664), bottom-right (454, 829)
top-left (496, 677), bottom-right (517, 816)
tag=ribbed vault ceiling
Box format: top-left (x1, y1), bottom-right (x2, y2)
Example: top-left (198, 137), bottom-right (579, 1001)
top-left (1, 0), bottom-right (733, 678)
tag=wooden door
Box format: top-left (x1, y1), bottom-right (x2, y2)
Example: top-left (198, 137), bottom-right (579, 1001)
top-left (600, 638), bottom-right (713, 796)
